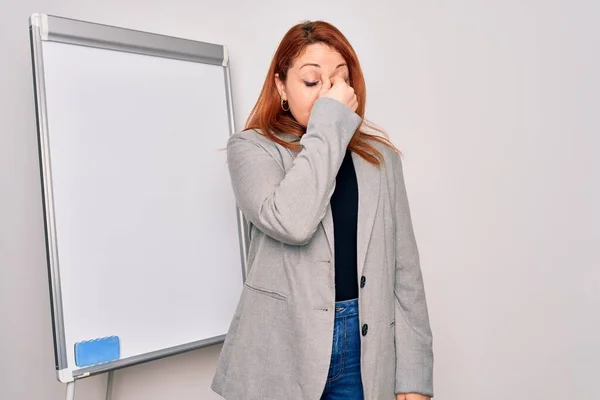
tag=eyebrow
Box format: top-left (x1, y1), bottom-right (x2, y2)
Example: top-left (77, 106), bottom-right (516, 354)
top-left (299, 63), bottom-right (348, 70)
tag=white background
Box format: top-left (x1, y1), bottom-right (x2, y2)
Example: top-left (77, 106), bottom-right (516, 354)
top-left (1, 0), bottom-right (598, 399)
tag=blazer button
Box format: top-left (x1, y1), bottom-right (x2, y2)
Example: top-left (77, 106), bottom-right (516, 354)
top-left (362, 324), bottom-right (368, 336)
top-left (360, 276), bottom-right (366, 288)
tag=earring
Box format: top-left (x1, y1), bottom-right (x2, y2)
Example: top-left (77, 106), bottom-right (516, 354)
top-left (281, 98), bottom-right (290, 111)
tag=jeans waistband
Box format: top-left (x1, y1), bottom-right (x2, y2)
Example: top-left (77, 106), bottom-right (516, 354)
top-left (334, 298), bottom-right (358, 317)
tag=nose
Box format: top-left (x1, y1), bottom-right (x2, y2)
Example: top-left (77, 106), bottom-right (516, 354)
top-left (322, 76), bottom-right (332, 90)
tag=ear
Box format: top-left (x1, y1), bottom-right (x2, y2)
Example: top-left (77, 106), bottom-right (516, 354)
top-left (274, 73), bottom-right (287, 101)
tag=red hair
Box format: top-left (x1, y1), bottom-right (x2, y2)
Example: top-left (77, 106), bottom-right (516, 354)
top-left (245, 20), bottom-right (399, 166)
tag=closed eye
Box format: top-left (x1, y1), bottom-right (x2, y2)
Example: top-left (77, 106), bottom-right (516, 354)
top-left (304, 80), bottom-right (319, 87)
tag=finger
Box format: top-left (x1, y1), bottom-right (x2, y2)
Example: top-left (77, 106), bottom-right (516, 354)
top-left (318, 79), bottom-right (330, 98)
top-left (348, 95), bottom-right (355, 107)
top-left (330, 75), bottom-right (345, 87)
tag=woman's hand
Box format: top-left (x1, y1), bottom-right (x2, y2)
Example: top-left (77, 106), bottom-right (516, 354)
top-left (319, 75), bottom-right (358, 112)
top-left (396, 394), bottom-right (430, 400)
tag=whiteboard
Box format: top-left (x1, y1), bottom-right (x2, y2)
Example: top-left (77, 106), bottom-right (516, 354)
top-left (29, 13), bottom-right (246, 383)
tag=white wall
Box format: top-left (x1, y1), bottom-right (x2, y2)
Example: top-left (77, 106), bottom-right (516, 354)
top-left (1, 0), bottom-right (598, 399)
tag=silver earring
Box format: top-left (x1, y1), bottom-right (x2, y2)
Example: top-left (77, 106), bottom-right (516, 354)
top-left (281, 98), bottom-right (290, 111)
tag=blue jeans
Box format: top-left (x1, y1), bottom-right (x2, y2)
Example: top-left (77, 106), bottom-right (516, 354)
top-left (320, 298), bottom-right (365, 400)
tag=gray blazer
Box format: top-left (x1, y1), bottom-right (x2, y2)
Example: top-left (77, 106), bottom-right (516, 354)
top-left (211, 98), bottom-right (433, 399)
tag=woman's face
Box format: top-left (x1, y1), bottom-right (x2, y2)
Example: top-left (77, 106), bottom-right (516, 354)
top-left (275, 43), bottom-right (350, 127)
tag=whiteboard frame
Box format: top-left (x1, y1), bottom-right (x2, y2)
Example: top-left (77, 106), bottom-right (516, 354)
top-left (28, 13), bottom-right (249, 382)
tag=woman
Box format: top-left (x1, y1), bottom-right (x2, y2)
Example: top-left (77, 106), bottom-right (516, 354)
top-left (211, 21), bottom-right (434, 400)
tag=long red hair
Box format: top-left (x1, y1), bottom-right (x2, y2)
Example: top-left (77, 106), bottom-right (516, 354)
top-left (245, 20), bottom-right (398, 166)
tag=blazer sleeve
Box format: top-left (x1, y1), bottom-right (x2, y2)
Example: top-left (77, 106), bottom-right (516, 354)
top-left (226, 97), bottom-right (362, 245)
top-left (392, 153), bottom-right (434, 397)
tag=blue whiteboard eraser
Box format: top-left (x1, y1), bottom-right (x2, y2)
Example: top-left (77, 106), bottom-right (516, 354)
top-left (74, 336), bottom-right (120, 367)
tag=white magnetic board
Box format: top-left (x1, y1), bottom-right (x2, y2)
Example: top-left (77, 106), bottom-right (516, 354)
top-left (29, 13), bottom-right (245, 382)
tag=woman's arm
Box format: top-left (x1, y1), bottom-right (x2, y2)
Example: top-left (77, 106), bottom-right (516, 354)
top-left (392, 153), bottom-right (434, 398)
top-left (226, 97), bottom-right (362, 245)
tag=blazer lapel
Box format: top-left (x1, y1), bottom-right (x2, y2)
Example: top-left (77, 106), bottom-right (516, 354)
top-left (321, 206), bottom-right (335, 261)
top-left (282, 139), bottom-right (336, 260)
top-left (352, 152), bottom-right (381, 277)
top-left (281, 140), bottom-right (379, 278)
